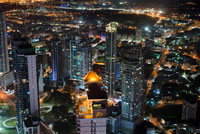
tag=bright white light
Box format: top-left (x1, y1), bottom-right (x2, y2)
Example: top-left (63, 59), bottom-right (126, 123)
top-left (144, 27), bottom-right (150, 32)
top-left (0, 128), bottom-right (2, 131)
top-left (159, 10), bottom-right (163, 14)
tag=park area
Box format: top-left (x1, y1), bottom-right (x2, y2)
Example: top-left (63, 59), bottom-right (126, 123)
top-left (0, 104), bottom-right (16, 134)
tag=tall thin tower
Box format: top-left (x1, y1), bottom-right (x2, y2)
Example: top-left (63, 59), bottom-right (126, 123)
top-left (13, 39), bottom-right (40, 134)
top-left (121, 45), bottom-right (144, 134)
top-left (0, 7), bottom-right (10, 75)
top-left (51, 36), bottom-right (61, 82)
top-left (105, 22), bottom-right (118, 98)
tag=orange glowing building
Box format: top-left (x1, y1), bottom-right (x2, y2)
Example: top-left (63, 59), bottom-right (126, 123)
top-left (84, 70), bottom-right (101, 83)
top-left (76, 70), bottom-right (107, 134)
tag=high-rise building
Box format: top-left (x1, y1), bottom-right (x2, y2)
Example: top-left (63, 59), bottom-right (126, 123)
top-left (38, 64), bottom-right (44, 93)
top-left (182, 98), bottom-right (197, 120)
top-left (69, 37), bottom-right (81, 80)
top-left (69, 37), bottom-right (92, 81)
top-left (135, 28), bottom-right (142, 42)
top-left (51, 37), bottom-right (61, 82)
top-left (81, 44), bottom-right (92, 78)
top-left (0, 8), bottom-right (14, 93)
top-left (120, 45), bottom-right (144, 134)
top-left (41, 48), bottom-right (48, 68)
top-left (0, 8), bottom-right (10, 75)
top-left (76, 70), bottom-right (107, 134)
top-left (13, 41), bottom-right (40, 134)
top-left (105, 22), bottom-right (118, 98)
top-left (62, 35), bottom-right (70, 78)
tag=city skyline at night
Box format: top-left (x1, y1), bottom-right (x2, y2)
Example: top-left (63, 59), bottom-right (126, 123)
top-left (0, 0), bottom-right (200, 134)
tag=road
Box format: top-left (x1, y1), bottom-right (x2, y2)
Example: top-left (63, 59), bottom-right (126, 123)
top-left (0, 89), bottom-right (54, 134)
top-left (146, 48), bottom-right (168, 96)
top-left (0, 90), bottom-right (15, 110)
top-left (148, 114), bottom-right (173, 134)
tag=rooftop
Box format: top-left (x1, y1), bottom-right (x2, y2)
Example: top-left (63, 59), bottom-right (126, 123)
top-left (87, 83), bottom-right (107, 100)
top-left (84, 70), bottom-right (101, 83)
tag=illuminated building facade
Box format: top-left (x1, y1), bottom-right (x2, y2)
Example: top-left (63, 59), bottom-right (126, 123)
top-left (121, 45), bottom-right (144, 134)
top-left (62, 36), bottom-right (70, 77)
top-left (76, 71), bottom-right (107, 134)
top-left (135, 28), bottom-right (142, 42)
top-left (84, 70), bottom-right (101, 84)
top-left (0, 8), bottom-right (9, 75)
top-left (38, 64), bottom-right (44, 93)
top-left (13, 41), bottom-right (40, 134)
top-left (51, 37), bottom-right (61, 82)
top-left (105, 22), bottom-right (118, 98)
top-left (81, 45), bottom-right (92, 78)
top-left (69, 38), bottom-right (81, 80)
top-left (69, 37), bottom-right (92, 81)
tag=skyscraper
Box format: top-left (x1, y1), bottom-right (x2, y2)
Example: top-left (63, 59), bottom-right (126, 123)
top-left (69, 37), bottom-right (92, 81)
top-left (135, 28), bottom-right (142, 42)
top-left (105, 22), bottom-right (118, 98)
top-left (51, 36), bottom-right (61, 82)
top-left (13, 41), bottom-right (40, 134)
top-left (69, 37), bottom-right (82, 80)
top-left (38, 64), bottom-right (44, 93)
top-left (62, 35), bottom-right (70, 78)
top-left (120, 45), bottom-right (144, 134)
top-left (76, 71), bottom-right (107, 134)
top-left (0, 8), bottom-right (10, 75)
top-left (81, 44), bottom-right (92, 78)
top-left (182, 98), bottom-right (197, 120)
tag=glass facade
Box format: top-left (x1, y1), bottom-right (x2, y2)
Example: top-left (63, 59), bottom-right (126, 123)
top-left (121, 46), bottom-right (144, 134)
top-left (105, 22), bottom-right (118, 98)
top-left (0, 11), bottom-right (9, 74)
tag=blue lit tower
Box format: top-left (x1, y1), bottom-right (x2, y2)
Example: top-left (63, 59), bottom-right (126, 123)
top-left (51, 36), bottom-right (61, 82)
top-left (105, 22), bottom-right (118, 98)
top-left (0, 8), bottom-right (10, 75)
top-left (121, 45), bottom-right (144, 134)
top-left (13, 39), bottom-right (40, 134)
top-left (62, 35), bottom-right (70, 77)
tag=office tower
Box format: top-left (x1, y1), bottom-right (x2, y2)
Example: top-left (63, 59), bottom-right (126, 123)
top-left (38, 64), bottom-right (44, 93)
top-left (121, 45), bottom-right (144, 134)
top-left (51, 37), bottom-right (61, 82)
top-left (62, 36), bottom-right (70, 77)
top-left (0, 8), bottom-right (14, 92)
top-left (13, 42), bottom-right (40, 134)
top-left (69, 37), bottom-right (92, 81)
top-left (105, 22), bottom-right (118, 98)
top-left (182, 99), bottom-right (197, 120)
top-left (41, 48), bottom-right (48, 68)
top-left (69, 37), bottom-right (82, 80)
top-left (81, 44), bottom-right (92, 78)
top-left (0, 8), bottom-right (10, 75)
top-left (76, 71), bottom-right (107, 134)
top-left (0, 71), bottom-right (14, 92)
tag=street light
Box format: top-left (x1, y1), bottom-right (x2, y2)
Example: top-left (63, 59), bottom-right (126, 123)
top-left (144, 27), bottom-right (150, 32)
